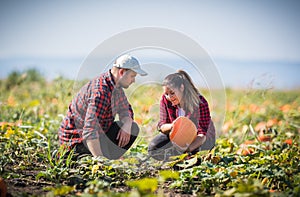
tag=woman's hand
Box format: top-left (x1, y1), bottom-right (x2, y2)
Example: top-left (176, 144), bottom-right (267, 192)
top-left (187, 134), bottom-right (206, 152)
top-left (159, 123), bottom-right (174, 134)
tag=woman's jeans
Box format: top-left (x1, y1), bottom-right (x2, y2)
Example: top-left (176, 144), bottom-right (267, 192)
top-left (148, 121), bottom-right (216, 161)
top-left (148, 133), bottom-right (184, 161)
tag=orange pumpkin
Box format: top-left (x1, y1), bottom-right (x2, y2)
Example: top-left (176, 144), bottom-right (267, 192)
top-left (258, 135), bottom-right (272, 142)
top-left (258, 130), bottom-right (272, 142)
top-left (169, 116), bottom-right (197, 151)
top-left (237, 146), bottom-right (254, 156)
top-left (284, 139), bottom-right (292, 145)
top-left (244, 140), bottom-right (255, 145)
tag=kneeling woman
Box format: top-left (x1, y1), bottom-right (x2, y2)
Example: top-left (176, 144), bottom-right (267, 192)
top-left (148, 70), bottom-right (216, 161)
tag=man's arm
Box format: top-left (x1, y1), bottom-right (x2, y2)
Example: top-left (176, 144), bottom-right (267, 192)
top-left (117, 116), bottom-right (132, 147)
top-left (114, 88), bottom-right (134, 147)
top-left (82, 94), bottom-right (105, 157)
top-left (86, 139), bottom-right (103, 157)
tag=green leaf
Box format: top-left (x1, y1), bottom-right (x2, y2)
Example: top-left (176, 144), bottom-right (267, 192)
top-left (48, 185), bottom-right (75, 196)
top-left (126, 178), bottom-right (158, 194)
top-left (29, 99), bottom-right (40, 107)
top-left (159, 170), bottom-right (179, 181)
top-left (176, 156), bottom-right (198, 168)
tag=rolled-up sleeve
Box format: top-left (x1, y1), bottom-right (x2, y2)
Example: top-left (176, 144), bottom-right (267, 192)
top-left (118, 98), bottom-right (130, 120)
top-left (112, 88), bottom-right (131, 121)
top-left (82, 95), bottom-right (105, 140)
top-left (158, 96), bottom-right (169, 129)
top-left (128, 104), bottom-right (134, 119)
top-left (196, 96), bottom-right (211, 135)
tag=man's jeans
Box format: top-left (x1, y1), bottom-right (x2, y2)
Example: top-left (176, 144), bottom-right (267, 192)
top-left (74, 121), bottom-right (139, 160)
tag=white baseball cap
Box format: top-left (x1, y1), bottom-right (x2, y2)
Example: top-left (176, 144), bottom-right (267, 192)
top-left (113, 54), bottom-right (148, 76)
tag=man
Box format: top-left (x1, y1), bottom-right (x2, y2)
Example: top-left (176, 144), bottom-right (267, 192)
top-left (59, 54), bottom-right (147, 159)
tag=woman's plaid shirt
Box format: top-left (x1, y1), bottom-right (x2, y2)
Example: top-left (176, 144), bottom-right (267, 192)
top-left (158, 94), bottom-right (211, 135)
top-left (59, 70), bottom-right (133, 148)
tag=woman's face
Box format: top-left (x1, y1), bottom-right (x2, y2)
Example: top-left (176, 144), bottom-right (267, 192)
top-left (163, 85), bottom-right (184, 106)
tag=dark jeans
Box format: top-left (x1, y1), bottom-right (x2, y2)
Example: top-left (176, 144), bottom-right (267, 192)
top-left (148, 121), bottom-right (216, 161)
top-left (74, 121), bottom-right (139, 160)
top-left (148, 133), bottom-right (199, 161)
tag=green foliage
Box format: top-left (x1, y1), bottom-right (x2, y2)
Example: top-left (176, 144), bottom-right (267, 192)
top-left (46, 185), bottom-right (76, 196)
top-left (127, 178), bottom-right (158, 194)
top-left (5, 69), bottom-right (45, 90)
top-left (216, 178), bottom-right (270, 197)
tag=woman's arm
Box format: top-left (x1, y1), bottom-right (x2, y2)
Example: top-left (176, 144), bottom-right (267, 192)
top-left (157, 95), bottom-right (173, 134)
top-left (187, 134), bottom-right (206, 152)
top-left (197, 96), bottom-right (211, 135)
top-left (187, 96), bottom-right (211, 152)
top-left (159, 123), bottom-right (173, 134)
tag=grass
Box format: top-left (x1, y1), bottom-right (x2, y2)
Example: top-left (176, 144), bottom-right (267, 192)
top-left (0, 70), bottom-right (299, 196)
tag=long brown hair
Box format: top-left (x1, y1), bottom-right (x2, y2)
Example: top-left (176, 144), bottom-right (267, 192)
top-left (162, 70), bottom-right (200, 113)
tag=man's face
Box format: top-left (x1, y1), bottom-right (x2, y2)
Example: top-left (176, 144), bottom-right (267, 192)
top-left (118, 69), bottom-right (137, 89)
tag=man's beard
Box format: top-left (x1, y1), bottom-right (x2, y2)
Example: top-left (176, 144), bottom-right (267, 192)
top-left (117, 81), bottom-right (129, 89)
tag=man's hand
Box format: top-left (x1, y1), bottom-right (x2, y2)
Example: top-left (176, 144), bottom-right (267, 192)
top-left (86, 139), bottom-right (103, 157)
top-left (117, 116), bottom-right (132, 148)
top-left (117, 128), bottom-right (130, 147)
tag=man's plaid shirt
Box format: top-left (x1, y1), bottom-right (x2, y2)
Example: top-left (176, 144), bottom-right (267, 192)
top-left (59, 70), bottom-right (133, 148)
top-left (158, 94), bottom-right (211, 135)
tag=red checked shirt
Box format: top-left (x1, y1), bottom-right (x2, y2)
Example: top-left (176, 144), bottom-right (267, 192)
top-left (158, 94), bottom-right (211, 135)
top-left (59, 70), bottom-right (133, 148)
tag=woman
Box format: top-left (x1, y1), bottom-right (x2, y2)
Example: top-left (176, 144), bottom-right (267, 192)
top-left (148, 70), bottom-right (215, 161)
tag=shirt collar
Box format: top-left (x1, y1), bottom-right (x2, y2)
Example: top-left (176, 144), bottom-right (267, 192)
top-left (101, 69), bottom-right (116, 91)
top-left (108, 69), bottom-right (116, 86)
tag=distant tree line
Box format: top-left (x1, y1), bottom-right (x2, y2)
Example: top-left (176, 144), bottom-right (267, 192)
top-left (2, 69), bottom-right (45, 90)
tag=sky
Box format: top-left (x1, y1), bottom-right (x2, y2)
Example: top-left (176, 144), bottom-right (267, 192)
top-left (0, 0), bottom-right (300, 89)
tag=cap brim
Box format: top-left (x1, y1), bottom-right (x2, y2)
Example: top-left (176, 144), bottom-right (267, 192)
top-left (132, 68), bottom-right (148, 76)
